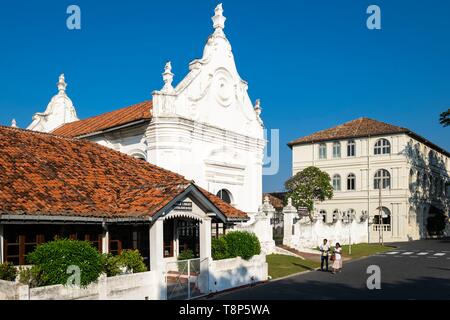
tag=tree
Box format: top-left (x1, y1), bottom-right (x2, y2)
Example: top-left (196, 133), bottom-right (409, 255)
top-left (440, 109), bottom-right (450, 127)
top-left (284, 166), bottom-right (333, 220)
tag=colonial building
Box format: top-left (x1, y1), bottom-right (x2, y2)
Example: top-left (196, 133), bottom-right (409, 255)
top-left (0, 125), bottom-right (247, 268)
top-left (288, 117), bottom-right (450, 242)
top-left (25, 4), bottom-right (265, 214)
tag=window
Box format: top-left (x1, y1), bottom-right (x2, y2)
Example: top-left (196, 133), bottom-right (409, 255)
top-left (319, 143), bottom-right (327, 159)
top-left (332, 174), bottom-right (341, 191)
top-left (320, 209), bottom-right (327, 223)
top-left (211, 219), bottom-right (227, 239)
top-left (374, 169), bottom-right (391, 189)
top-left (374, 139), bottom-right (391, 155)
top-left (409, 169), bottom-right (415, 192)
top-left (332, 209), bottom-right (339, 222)
top-left (428, 151), bottom-right (434, 165)
top-left (347, 173), bottom-right (356, 190)
top-left (163, 220), bottom-right (174, 258)
top-left (373, 207), bottom-right (391, 226)
top-left (347, 140), bottom-right (356, 157)
top-left (332, 142), bottom-right (341, 158)
top-left (216, 189), bottom-right (232, 204)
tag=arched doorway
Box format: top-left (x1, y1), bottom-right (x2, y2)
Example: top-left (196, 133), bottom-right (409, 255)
top-left (373, 207), bottom-right (391, 231)
top-left (163, 217), bottom-right (200, 259)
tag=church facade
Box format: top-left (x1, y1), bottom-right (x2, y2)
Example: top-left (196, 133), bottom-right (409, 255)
top-left (26, 4), bottom-right (265, 214)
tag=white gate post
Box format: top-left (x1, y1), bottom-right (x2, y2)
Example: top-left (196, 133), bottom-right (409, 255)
top-left (199, 217), bottom-right (211, 294)
top-left (282, 198), bottom-right (297, 248)
top-left (149, 219), bottom-right (167, 300)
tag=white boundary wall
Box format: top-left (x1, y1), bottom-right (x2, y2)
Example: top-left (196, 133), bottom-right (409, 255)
top-left (208, 254), bottom-right (268, 293)
top-left (0, 271), bottom-right (165, 300)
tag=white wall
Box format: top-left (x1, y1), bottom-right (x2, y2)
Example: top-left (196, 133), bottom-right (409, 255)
top-left (208, 254), bottom-right (268, 293)
top-left (0, 271), bottom-right (165, 300)
top-left (285, 218), bottom-right (369, 250)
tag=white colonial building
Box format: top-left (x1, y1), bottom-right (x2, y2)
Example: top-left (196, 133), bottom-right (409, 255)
top-left (25, 4), bottom-right (265, 214)
top-left (288, 117), bottom-right (450, 243)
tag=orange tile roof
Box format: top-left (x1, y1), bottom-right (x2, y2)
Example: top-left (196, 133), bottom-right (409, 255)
top-left (288, 117), bottom-right (450, 156)
top-left (0, 126), bottom-right (247, 220)
top-left (52, 100), bottom-right (152, 138)
top-left (288, 117), bottom-right (408, 147)
top-left (264, 193), bottom-right (286, 211)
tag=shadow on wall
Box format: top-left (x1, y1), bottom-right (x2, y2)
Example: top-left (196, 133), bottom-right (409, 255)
top-left (403, 142), bottom-right (450, 238)
top-left (208, 265), bottom-right (250, 294)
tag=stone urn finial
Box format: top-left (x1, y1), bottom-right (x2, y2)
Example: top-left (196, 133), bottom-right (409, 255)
top-left (212, 3), bottom-right (226, 36)
top-left (57, 73), bottom-right (67, 93)
top-left (254, 99), bottom-right (262, 116)
top-left (161, 61), bottom-right (174, 92)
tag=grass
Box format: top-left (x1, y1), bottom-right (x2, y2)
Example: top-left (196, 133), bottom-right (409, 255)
top-left (340, 243), bottom-right (394, 259)
top-left (267, 254), bottom-right (320, 279)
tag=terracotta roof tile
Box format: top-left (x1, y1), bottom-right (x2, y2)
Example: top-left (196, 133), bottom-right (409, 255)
top-left (52, 101), bottom-right (152, 138)
top-left (0, 126), bottom-right (247, 220)
top-left (288, 117), bottom-right (408, 146)
top-left (264, 193), bottom-right (286, 211)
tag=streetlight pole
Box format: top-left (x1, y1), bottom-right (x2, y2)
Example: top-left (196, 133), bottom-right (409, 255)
top-left (348, 217), bottom-right (352, 255)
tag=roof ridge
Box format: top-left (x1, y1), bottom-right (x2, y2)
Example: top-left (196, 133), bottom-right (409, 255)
top-left (65, 99), bottom-right (152, 125)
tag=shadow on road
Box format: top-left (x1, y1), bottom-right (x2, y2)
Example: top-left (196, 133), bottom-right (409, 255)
top-left (213, 275), bottom-right (450, 300)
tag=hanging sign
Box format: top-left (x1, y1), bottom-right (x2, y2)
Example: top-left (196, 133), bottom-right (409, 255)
top-left (173, 201), bottom-right (193, 212)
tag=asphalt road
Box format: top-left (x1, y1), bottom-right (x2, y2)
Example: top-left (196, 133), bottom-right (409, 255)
top-left (209, 239), bottom-right (450, 300)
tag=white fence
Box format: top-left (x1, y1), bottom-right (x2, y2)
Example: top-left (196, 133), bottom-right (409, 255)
top-left (208, 254), bottom-right (268, 293)
top-left (0, 254), bottom-right (268, 300)
top-left (285, 217), bottom-right (369, 250)
top-left (0, 271), bottom-right (165, 300)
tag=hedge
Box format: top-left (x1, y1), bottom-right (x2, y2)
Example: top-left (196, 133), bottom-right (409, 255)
top-left (26, 239), bottom-right (103, 287)
top-left (211, 231), bottom-right (261, 260)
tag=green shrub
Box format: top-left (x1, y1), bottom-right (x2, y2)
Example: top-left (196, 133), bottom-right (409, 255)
top-left (18, 266), bottom-right (44, 288)
top-left (27, 239), bottom-right (103, 287)
top-left (101, 253), bottom-right (121, 277)
top-left (221, 231), bottom-right (261, 260)
top-left (101, 250), bottom-right (147, 277)
top-left (177, 249), bottom-right (194, 261)
top-left (116, 250), bottom-right (147, 274)
top-left (0, 262), bottom-right (17, 281)
top-left (211, 237), bottom-right (230, 260)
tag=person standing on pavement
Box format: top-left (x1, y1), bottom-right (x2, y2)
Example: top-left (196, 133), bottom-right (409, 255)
top-left (331, 242), bottom-right (343, 274)
top-left (319, 239), bottom-right (330, 272)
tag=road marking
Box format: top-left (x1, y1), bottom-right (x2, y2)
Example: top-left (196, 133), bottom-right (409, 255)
top-left (409, 256), bottom-right (418, 258)
top-left (394, 255), bottom-right (403, 258)
top-left (434, 253), bottom-right (446, 256)
top-left (386, 251), bottom-right (399, 255)
top-left (417, 252), bottom-right (429, 255)
top-left (402, 252), bottom-right (414, 255)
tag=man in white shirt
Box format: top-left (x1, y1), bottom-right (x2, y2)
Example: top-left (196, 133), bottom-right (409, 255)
top-left (319, 238), bottom-right (330, 272)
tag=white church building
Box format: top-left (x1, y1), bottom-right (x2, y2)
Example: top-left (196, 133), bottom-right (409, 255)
top-left (26, 4), bottom-right (265, 215)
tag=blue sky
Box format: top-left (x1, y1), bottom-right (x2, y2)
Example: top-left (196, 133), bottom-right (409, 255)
top-left (0, 0), bottom-right (449, 192)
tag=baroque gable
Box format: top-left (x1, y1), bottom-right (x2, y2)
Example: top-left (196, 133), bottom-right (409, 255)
top-left (152, 4), bottom-right (263, 139)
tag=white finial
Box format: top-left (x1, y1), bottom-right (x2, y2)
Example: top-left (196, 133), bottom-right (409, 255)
top-left (254, 99), bottom-right (262, 116)
top-left (11, 119), bottom-right (17, 128)
top-left (162, 61), bottom-right (174, 92)
top-left (57, 74), bottom-right (67, 93)
top-left (212, 3), bottom-right (226, 36)
top-left (288, 197), bottom-right (293, 206)
top-left (264, 195), bottom-right (270, 204)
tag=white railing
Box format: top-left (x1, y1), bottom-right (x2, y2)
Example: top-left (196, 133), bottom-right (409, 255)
top-left (372, 224), bottom-right (391, 232)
